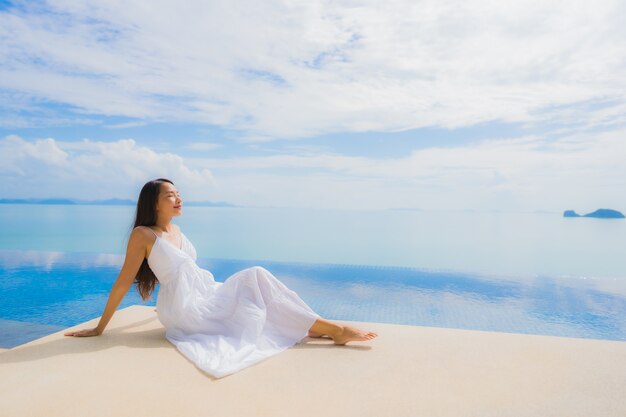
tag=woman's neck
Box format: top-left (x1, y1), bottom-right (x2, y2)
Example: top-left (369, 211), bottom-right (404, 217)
top-left (154, 217), bottom-right (174, 233)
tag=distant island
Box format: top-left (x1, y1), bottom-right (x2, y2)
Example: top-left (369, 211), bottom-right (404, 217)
top-left (0, 198), bottom-right (237, 207)
top-left (563, 208), bottom-right (625, 219)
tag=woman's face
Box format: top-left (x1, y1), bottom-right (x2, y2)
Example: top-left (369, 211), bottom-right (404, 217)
top-left (156, 182), bottom-right (183, 218)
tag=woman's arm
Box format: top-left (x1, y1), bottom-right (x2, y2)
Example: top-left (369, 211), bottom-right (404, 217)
top-left (64, 227), bottom-right (150, 337)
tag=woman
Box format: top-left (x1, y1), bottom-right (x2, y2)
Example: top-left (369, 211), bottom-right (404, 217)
top-left (65, 178), bottom-right (377, 378)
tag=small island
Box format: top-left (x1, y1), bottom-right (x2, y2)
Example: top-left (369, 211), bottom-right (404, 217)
top-left (563, 208), bottom-right (625, 219)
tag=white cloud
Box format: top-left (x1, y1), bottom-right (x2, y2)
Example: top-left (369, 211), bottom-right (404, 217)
top-left (104, 121), bottom-right (148, 129)
top-left (2, 135), bottom-right (69, 167)
top-left (185, 142), bottom-right (222, 151)
top-left (2, 127), bottom-right (625, 211)
top-left (0, 135), bottom-right (214, 200)
top-left (185, 128), bottom-right (626, 211)
top-left (1, 1), bottom-right (625, 137)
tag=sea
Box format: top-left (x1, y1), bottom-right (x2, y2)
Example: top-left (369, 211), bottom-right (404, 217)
top-left (1, 204), bottom-right (624, 279)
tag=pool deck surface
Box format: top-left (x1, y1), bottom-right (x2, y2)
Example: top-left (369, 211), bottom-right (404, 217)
top-left (1, 305), bottom-right (625, 417)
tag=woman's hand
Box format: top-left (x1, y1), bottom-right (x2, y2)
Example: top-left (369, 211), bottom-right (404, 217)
top-left (64, 328), bottom-right (102, 337)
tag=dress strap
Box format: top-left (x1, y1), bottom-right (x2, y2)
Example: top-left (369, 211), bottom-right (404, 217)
top-left (144, 226), bottom-right (159, 239)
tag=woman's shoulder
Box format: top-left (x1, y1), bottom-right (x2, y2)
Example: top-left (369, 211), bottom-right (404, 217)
top-left (132, 226), bottom-right (158, 241)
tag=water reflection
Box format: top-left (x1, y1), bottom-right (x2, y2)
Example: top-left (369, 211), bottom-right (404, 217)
top-left (1, 250), bottom-right (625, 349)
top-left (204, 258), bottom-right (626, 341)
top-left (0, 250), bottom-right (124, 269)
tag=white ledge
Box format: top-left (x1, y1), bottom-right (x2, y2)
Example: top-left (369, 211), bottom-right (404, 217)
top-left (1, 305), bottom-right (625, 417)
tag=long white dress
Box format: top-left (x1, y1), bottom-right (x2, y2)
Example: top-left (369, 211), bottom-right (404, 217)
top-left (147, 230), bottom-right (321, 378)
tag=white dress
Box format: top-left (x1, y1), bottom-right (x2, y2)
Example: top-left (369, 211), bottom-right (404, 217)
top-left (147, 230), bottom-right (320, 378)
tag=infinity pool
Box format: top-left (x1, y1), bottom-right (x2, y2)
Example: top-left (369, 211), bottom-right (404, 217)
top-left (1, 249), bottom-right (625, 348)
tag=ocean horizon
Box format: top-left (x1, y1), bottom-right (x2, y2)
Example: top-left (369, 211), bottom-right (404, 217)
top-left (1, 204), bottom-right (624, 280)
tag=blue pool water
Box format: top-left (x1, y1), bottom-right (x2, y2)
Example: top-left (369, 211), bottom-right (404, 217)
top-left (1, 249), bottom-right (625, 348)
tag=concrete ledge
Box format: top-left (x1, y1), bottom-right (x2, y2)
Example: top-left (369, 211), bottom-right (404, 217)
top-left (0, 305), bottom-right (625, 417)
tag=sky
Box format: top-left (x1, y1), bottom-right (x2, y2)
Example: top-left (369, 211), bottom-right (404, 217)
top-left (1, 0), bottom-right (625, 211)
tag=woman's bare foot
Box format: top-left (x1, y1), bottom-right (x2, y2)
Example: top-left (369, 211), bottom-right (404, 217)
top-left (308, 331), bottom-right (327, 338)
top-left (332, 326), bottom-right (378, 345)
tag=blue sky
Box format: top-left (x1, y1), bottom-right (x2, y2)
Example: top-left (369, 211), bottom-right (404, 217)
top-left (1, 0), bottom-right (626, 211)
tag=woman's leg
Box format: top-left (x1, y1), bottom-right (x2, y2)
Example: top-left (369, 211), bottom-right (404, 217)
top-left (242, 267), bottom-right (378, 344)
top-left (308, 318), bottom-right (378, 345)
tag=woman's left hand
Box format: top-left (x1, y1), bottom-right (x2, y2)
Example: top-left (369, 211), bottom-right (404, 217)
top-left (64, 327), bottom-right (102, 337)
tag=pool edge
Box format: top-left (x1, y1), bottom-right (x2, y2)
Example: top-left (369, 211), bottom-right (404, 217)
top-left (1, 305), bottom-right (625, 417)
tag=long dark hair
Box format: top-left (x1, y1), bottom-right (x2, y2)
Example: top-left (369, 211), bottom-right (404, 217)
top-left (132, 178), bottom-right (174, 301)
